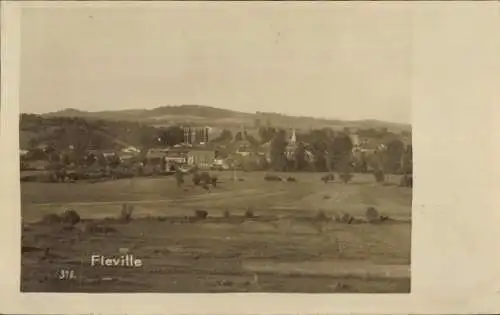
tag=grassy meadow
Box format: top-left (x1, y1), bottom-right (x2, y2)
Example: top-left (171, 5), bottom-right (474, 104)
top-left (20, 171), bottom-right (412, 293)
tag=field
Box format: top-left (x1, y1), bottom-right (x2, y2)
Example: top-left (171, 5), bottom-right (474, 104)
top-left (20, 171), bottom-right (412, 293)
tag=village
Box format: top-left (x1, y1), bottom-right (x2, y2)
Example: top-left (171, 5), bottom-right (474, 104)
top-left (19, 120), bottom-right (412, 185)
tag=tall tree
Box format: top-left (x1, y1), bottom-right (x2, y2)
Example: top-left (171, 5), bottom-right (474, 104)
top-left (401, 144), bottom-right (413, 174)
top-left (302, 129), bottom-right (329, 172)
top-left (258, 126), bottom-right (277, 144)
top-left (97, 153), bottom-right (108, 167)
top-left (294, 142), bottom-right (307, 171)
top-left (385, 139), bottom-right (405, 174)
top-left (159, 126), bottom-right (184, 146)
top-left (329, 133), bottom-right (353, 172)
top-left (244, 132), bottom-right (259, 147)
top-left (270, 129), bottom-right (287, 171)
top-left (234, 132), bottom-right (243, 141)
top-left (214, 129), bottom-right (233, 143)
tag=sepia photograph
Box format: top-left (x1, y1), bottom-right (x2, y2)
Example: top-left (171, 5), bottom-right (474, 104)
top-left (18, 2), bottom-right (412, 293)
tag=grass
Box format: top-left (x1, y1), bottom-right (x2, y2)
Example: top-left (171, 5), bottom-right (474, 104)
top-left (20, 171), bottom-right (412, 293)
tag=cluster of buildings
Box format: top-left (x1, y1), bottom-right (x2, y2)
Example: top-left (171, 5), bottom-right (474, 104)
top-left (182, 126), bottom-right (210, 145)
top-left (20, 124), bottom-right (410, 173)
top-left (141, 127), bottom-right (309, 171)
top-left (145, 146), bottom-right (217, 171)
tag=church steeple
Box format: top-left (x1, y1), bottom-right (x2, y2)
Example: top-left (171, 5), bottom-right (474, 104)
top-left (290, 129), bottom-right (297, 145)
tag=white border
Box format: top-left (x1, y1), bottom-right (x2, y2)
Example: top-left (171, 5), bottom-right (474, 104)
top-left (2, 1), bottom-right (500, 314)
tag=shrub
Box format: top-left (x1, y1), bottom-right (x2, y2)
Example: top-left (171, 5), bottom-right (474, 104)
top-left (339, 173), bottom-right (353, 184)
top-left (60, 209), bottom-right (81, 225)
top-left (244, 208), bottom-right (255, 218)
top-left (286, 176), bottom-right (297, 182)
top-left (200, 172), bottom-right (212, 185)
top-left (192, 173), bottom-right (201, 186)
top-left (80, 221), bottom-right (117, 234)
top-left (175, 171), bottom-right (184, 187)
top-left (315, 211), bottom-right (329, 221)
top-left (365, 207), bottom-right (380, 223)
top-left (211, 176), bottom-right (218, 187)
top-left (340, 213), bottom-right (354, 224)
top-left (194, 210), bottom-right (208, 220)
top-left (321, 173), bottom-right (335, 183)
top-left (333, 212), bottom-right (341, 222)
top-left (400, 174), bottom-right (413, 188)
top-left (373, 170), bottom-right (385, 183)
top-left (264, 174), bottom-right (282, 182)
top-left (120, 204), bottom-right (134, 223)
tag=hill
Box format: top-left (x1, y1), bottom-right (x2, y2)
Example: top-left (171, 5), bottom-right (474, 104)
top-left (19, 114), bottom-right (159, 151)
top-left (21, 105), bottom-right (411, 151)
top-left (41, 105), bottom-right (410, 131)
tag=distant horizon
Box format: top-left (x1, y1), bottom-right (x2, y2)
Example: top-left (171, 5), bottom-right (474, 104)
top-left (20, 104), bottom-right (411, 126)
top-left (20, 3), bottom-right (412, 124)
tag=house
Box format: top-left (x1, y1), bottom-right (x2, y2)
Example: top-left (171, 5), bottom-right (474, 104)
top-left (36, 144), bottom-right (50, 151)
top-left (122, 146), bottom-right (141, 154)
top-left (102, 151), bottom-right (118, 158)
top-left (211, 158), bottom-right (230, 170)
top-left (187, 149), bottom-right (216, 169)
top-left (164, 150), bottom-right (188, 171)
top-left (235, 143), bottom-right (253, 156)
top-left (182, 126), bottom-right (211, 145)
top-left (118, 153), bottom-right (136, 163)
top-left (30, 159), bottom-right (51, 170)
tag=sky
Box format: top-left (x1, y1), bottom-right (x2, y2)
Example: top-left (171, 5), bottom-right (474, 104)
top-left (20, 3), bottom-right (412, 124)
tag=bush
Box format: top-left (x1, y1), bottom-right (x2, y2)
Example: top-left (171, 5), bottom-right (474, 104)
top-left (211, 176), bottom-right (218, 187)
top-left (339, 173), bottom-right (353, 184)
top-left (80, 221), bottom-right (117, 234)
top-left (400, 174), bottom-right (413, 188)
top-left (340, 213), bottom-right (354, 224)
top-left (373, 170), bottom-right (385, 183)
top-left (244, 208), bottom-right (255, 218)
top-left (175, 171), bottom-right (184, 187)
top-left (194, 210), bottom-right (208, 220)
top-left (264, 174), bottom-right (282, 182)
top-left (120, 204), bottom-right (134, 223)
top-left (321, 173), bottom-right (335, 183)
top-left (192, 173), bottom-right (201, 186)
top-left (286, 176), bottom-right (297, 182)
top-left (60, 209), bottom-right (81, 225)
top-left (333, 212), bottom-right (341, 222)
top-left (200, 172), bottom-right (212, 185)
top-left (365, 207), bottom-right (380, 223)
top-left (315, 211), bottom-right (329, 221)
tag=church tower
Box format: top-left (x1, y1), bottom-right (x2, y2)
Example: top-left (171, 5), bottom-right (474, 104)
top-left (290, 129), bottom-right (297, 145)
